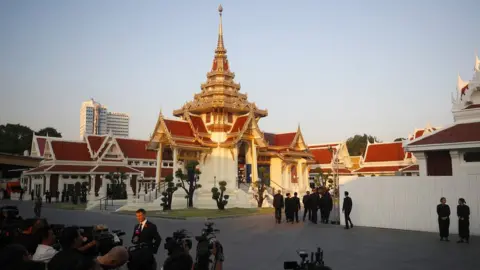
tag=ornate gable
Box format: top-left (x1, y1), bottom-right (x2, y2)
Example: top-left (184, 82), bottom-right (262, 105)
top-left (99, 137), bottom-right (125, 161)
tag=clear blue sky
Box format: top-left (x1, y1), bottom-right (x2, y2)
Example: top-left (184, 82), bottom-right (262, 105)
top-left (1, 0), bottom-right (479, 143)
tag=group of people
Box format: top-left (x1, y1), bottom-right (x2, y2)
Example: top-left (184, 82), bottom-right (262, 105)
top-left (436, 197), bottom-right (471, 243)
top-left (272, 188), bottom-right (354, 229)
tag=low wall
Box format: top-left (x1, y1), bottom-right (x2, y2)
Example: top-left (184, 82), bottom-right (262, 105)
top-left (339, 175), bottom-right (480, 235)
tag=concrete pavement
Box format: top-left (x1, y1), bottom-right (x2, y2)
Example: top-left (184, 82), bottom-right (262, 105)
top-left (4, 200), bottom-right (479, 270)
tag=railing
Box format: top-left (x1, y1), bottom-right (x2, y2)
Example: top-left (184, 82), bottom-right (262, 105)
top-left (99, 196), bottom-right (113, 210)
top-left (267, 179), bottom-right (288, 195)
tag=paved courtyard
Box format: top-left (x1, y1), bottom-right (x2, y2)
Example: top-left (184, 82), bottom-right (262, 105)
top-left (5, 201), bottom-right (479, 270)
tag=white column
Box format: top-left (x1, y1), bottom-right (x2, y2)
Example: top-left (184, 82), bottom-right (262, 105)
top-left (173, 148), bottom-right (178, 177)
top-left (251, 138), bottom-right (258, 182)
top-left (415, 152), bottom-right (428, 176)
top-left (45, 175), bottom-right (51, 192)
top-left (450, 150), bottom-right (461, 176)
top-left (155, 144), bottom-right (163, 184)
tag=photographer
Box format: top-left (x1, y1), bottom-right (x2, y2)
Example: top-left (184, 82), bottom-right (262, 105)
top-left (194, 223), bottom-right (224, 270)
top-left (95, 246), bottom-right (129, 270)
top-left (48, 226), bottom-right (97, 270)
top-left (32, 226), bottom-right (58, 263)
top-left (163, 230), bottom-right (193, 270)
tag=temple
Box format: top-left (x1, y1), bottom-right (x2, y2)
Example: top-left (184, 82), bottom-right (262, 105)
top-left (405, 55), bottom-right (480, 176)
top-left (146, 6), bottom-right (315, 208)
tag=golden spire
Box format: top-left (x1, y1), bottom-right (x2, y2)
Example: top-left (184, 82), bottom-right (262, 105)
top-left (215, 5), bottom-right (226, 54)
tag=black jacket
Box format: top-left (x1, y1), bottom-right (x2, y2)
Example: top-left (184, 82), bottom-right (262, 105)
top-left (293, 196), bottom-right (301, 211)
top-left (273, 194), bottom-right (284, 208)
top-left (132, 220), bottom-right (162, 254)
top-left (457, 205), bottom-right (470, 220)
top-left (309, 192), bottom-right (320, 209)
top-left (437, 204), bottom-right (450, 219)
top-left (322, 192), bottom-right (333, 211)
top-left (302, 194), bottom-right (311, 208)
top-left (342, 196), bottom-right (352, 213)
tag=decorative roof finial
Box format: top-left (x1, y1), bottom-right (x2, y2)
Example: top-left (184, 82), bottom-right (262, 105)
top-left (216, 5), bottom-right (225, 54)
top-left (475, 49), bottom-right (480, 72)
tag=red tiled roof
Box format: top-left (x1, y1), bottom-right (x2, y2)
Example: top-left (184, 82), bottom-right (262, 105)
top-left (189, 115), bottom-right (208, 133)
top-left (465, 104), bottom-right (480, 109)
top-left (92, 166), bottom-right (141, 173)
top-left (354, 166), bottom-right (405, 173)
top-left (364, 142), bottom-right (405, 162)
top-left (400, 164), bottom-right (419, 172)
top-left (414, 130), bottom-right (425, 139)
top-left (46, 165), bottom-right (94, 173)
top-left (87, 135), bottom-right (107, 155)
top-left (311, 148), bottom-right (334, 164)
top-left (264, 132), bottom-right (296, 146)
top-left (406, 152), bottom-right (412, 159)
top-left (51, 141), bottom-right (92, 161)
top-left (134, 167), bottom-right (156, 178)
top-left (409, 122), bottom-right (480, 146)
top-left (37, 138), bottom-right (46, 156)
top-left (116, 138), bottom-right (156, 159)
top-left (230, 116), bottom-right (249, 132)
top-left (164, 119), bottom-right (195, 137)
top-left (25, 165), bottom-right (52, 174)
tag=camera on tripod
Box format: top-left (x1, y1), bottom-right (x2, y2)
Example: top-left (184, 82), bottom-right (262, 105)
top-left (79, 224), bottom-right (125, 255)
top-left (194, 222), bottom-right (223, 270)
top-left (284, 247), bottom-right (331, 270)
top-left (164, 229), bottom-right (192, 255)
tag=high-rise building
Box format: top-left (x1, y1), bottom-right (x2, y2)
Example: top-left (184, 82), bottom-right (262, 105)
top-left (79, 99), bottom-right (129, 138)
top-left (107, 112), bottom-right (130, 137)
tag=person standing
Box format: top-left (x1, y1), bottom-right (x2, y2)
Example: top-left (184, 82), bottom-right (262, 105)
top-left (292, 192), bottom-right (301, 223)
top-left (302, 191), bottom-right (311, 222)
top-left (34, 195), bottom-right (42, 218)
top-left (273, 190), bottom-right (284, 224)
top-left (285, 193), bottom-right (293, 223)
top-left (457, 198), bottom-right (470, 244)
top-left (437, 197), bottom-right (450, 241)
top-left (342, 191), bottom-right (353, 229)
top-left (132, 208), bottom-right (162, 255)
top-left (309, 188), bottom-right (320, 224)
top-left (321, 189), bottom-right (333, 224)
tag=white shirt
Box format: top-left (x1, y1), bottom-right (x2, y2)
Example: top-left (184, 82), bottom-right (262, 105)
top-left (32, 244), bottom-right (58, 263)
top-left (140, 219), bottom-right (147, 231)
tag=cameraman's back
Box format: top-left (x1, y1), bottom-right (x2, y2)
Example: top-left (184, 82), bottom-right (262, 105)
top-left (163, 252), bottom-right (193, 270)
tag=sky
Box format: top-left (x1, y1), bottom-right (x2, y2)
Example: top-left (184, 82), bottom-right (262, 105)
top-left (1, 0), bottom-right (480, 144)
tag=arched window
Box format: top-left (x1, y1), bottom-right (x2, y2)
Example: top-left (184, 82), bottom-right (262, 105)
top-left (290, 165), bottom-right (298, 183)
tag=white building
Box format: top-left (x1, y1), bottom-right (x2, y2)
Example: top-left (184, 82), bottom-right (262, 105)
top-left (107, 112), bottom-right (130, 137)
top-left (80, 99), bottom-right (130, 138)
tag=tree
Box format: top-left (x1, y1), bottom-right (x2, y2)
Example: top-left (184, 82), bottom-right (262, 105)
top-left (160, 174), bottom-right (178, 210)
top-left (394, 137), bottom-right (406, 142)
top-left (258, 167), bottom-right (270, 186)
top-left (36, 127), bottom-right (62, 138)
top-left (211, 181), bottom-right (229, 210)
top-left (346, 134), bottom-right (381, 156)
top-left (175, 161), bottom-right (202, 208)
top-left (253, 180), bottom-right (268, 207)
top-left (0, 124), bottom-right (34, 154)
top-left (310, 167), bottom-right (332, 187)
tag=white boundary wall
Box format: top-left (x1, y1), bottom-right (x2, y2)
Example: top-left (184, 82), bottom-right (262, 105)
top-left (339, 175), bottom-right (480, 236)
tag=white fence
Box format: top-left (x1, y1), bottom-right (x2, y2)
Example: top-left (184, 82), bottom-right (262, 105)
top-left (339, 175), bottom-right (480, 236)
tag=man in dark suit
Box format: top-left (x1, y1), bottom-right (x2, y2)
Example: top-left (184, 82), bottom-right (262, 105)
top-left (342, 191), bottom-right (353, 229)
top-left (309, 188), bottom-right (320, 224)
top-left (302, 191), bottom-right (311, 222)
top-left (273, 190), bottom-right (284, 224)
top-left (132, 208), bottom-right (162, 255)
top-left (292, 192), bottom-right (301, 223)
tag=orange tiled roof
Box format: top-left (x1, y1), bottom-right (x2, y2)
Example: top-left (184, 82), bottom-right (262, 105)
top-left (164, 119), bottom-right (195, 138)
top-left (264, 132), bottom-right (296, 147)
top-left (310, 148), bottom-right (334, 164)
top-left (364, 142), bottom-right (405, 162)
top-left (230, 115), bottom-right (249, 132)
top-left (189, 115), bottom-right (208, 133)
top-left (116, 138), bottom-right (156, 159)
top-left (37, 137), bottom-right (46, 156)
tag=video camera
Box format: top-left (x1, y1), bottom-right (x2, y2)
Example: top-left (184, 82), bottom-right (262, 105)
top-left (284, 247), bottom-right (331, 270)
top-left (0, 206), bottom-right (20, 220)
top-left (79, 224), bottom-right (125, 255)
top-left (194, 223), bottom-right (223, 270)
top-left (164, 229), bottom-right (192, 255)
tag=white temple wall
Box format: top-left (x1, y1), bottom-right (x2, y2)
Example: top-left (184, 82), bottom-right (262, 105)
top-left (269, 158), bottom-right (284, 191)
top-left (339, 175), bottom-right (480, 235)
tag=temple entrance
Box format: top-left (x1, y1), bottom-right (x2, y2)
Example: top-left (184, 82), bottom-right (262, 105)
top-left (237, 141), bottom-right (248, 183)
